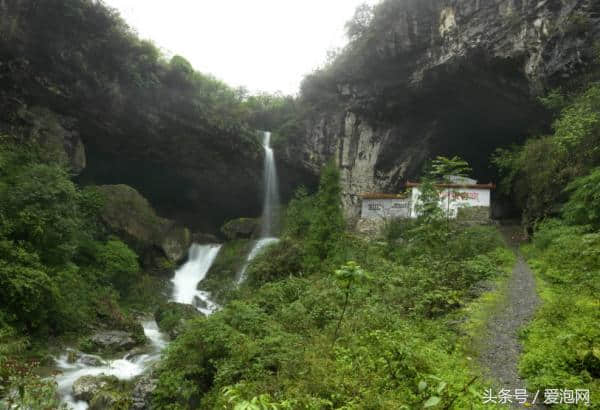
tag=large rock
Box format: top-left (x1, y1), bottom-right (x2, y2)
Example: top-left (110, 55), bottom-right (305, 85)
top-left (83, 330), bottom-right (143, 354)
top-left (288, 0), bottom-right (600, 218)
top-left (89, 391), bottom-right (119, 410)
top-left (96, 184), bottom-right (192, 266)
top-left (72, 375), bottom-right (112, 402)
top-left (221, 218), bottom-right (260, 240)
top-left (131, 374), bottom-right (157, 410)
top-left (154, 302), bottom-right (202, 339)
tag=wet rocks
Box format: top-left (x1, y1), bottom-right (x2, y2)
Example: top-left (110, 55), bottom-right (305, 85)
top-left (72, 375), bottom-right (112, 402)
top-left (220, 217), bottom-right (260, 240)
top-left (131, 374), bottom-right (157, 410)
top-left (83, 330), bottom-right (143, 354)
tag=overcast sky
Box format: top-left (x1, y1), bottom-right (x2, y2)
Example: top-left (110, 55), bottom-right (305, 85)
top-left (102, 0), bottom-right (377, 95)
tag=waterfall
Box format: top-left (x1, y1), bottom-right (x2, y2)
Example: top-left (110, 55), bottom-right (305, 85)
top-left (261, 131), bottom-right (280, 237)
top-left (55, 244), bottom-right (222, 409)
top-left (171, 244), bottom-right (222, 315)
top-left (237, 131), bottom-right (281, 283)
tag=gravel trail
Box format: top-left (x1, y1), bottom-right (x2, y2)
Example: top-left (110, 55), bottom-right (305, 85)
top-left (478, 226), bottom-right (544, 408)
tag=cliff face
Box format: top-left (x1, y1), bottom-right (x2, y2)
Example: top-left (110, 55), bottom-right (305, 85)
top-left (291, 0), bottom-right (600, 217)
top-left (0, 0), bottom-right (264, 233)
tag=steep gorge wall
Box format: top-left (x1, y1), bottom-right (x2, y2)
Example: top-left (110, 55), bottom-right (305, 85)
top-left (290, 0), bottom-right (600, 217)
top-left (0, 0), bottom-right (265, 233)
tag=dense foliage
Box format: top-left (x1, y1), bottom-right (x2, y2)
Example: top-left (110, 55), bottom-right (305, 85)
top-left (519, 221), bottom-right (600, 409)
top-left (153, 165), bottom-right (514, 409)
top-left (0, 139), bottom-right (148, 403)
top-left (493, 79), bottom-right (600, 227)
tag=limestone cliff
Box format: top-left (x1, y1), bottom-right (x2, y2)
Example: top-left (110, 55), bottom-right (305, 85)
top-left (290, 0), bottom-right (600, 217)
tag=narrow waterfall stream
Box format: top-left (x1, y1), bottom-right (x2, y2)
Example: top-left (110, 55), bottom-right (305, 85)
top-left (55, 245), bottom-right (222, 409)
top-left (260, 131), bottom-right (280, 238)
top-left (238, 131), bottom-right (281, 283)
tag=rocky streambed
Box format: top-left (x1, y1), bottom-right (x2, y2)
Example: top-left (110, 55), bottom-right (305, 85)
top-left (54, 321), bottom-right (167, 410)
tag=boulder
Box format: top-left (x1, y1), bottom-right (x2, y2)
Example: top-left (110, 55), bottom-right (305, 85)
top-left (89, 391), bottom-right (119, 410)
top-left (131, 374), bottom-right (157, 410)
top-left (96, 184), bottom-right (192, 266)
top-left (83, 330), bottom-right (142, 354)
top-left (161, 225), bottom-right (191, 263)
top-left (79, 354), bottom-right (105, 367)
top-left (221, 218), bottom-right (260, 240)
top-left (72, 375), bottom-right (112, 402)
top-left (191, 232), bottom-right (220, 244)
top-left (154, 302), bottom-right (202, 339)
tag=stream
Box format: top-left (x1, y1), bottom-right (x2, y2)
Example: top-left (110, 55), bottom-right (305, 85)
top-left (54, 243), bottom-right (221, 409)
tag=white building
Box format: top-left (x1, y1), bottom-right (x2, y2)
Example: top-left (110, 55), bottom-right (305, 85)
top-left (408, 180), bottom-right (493, 219)
top-left (360, 177), bottom-right (494, 221)
top-left (360, 193), bottom-right (411, 219)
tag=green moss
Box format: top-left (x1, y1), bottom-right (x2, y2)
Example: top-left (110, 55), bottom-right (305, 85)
top-left (95, 184), bottom-right (168, 247)
top-left (220, 218), bottom-right (259, 240)
top-left (198, 239), bottom-right (252, 305)
top-left (154, 302), bottom-right (201, 339)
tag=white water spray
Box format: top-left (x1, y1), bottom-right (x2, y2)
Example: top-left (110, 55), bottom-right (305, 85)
top-left (171, 244), bottom-right (222, 315)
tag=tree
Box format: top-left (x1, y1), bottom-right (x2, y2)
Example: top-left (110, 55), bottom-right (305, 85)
top-left (305, 163), bottom-right (344, 265)
top-left (429, 156), bottom-right (472, 224)
top-left (562, 167), bottom-right (600, 229)
top-left (345, 4), bottom-right (374, 41)
top-left (332, 261), bottom-right (370, 346)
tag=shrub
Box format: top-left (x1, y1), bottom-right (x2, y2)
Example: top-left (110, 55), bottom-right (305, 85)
top-left (246, 239), bottom-right (304, 287)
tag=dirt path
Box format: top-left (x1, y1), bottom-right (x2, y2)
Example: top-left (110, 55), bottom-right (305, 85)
top-left (478, 226), bottom-right (544, 408)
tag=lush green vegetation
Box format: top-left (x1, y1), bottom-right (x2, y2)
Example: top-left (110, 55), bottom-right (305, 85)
top-left (0, 138), bottom-right (153, 404)
top-left (152, 163), bottom-right (514, 409)
top-left (520, 221), bottom-right (600, 409)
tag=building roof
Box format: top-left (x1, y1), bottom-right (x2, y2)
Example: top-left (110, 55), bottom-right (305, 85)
top-left (360, 193), bottom-right (410, 200)
top-left (406, 181), bottom-right (496, 189)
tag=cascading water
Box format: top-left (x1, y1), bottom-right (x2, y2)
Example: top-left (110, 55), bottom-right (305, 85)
top-left (238, 131), bottom-right (281, 283)
top-left (171, 244), bottom-right (222, 315)
top-left (53, 132), bottom-right (278, 408)
top-left (54, 245), bottom-right (222, 409)
top-left (260, 131), bottom-right (280, 237)
top-left (55, 321), bottom-right (168, 410)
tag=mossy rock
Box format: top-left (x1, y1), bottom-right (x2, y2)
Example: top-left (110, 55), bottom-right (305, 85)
top-left (95, 184), bottom-right (192, 265)
top-left (198, 239), bottom-right (252, 304)
top-left (221, 218), bottom-right (260, 240)
top-left (79, 329), bottom-right (146, 355)
top-left (154, 302), bottom-right (202, 339)
top-left (89, 390), bottom-right (131, 410)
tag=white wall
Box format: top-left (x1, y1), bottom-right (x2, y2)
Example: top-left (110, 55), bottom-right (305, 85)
top-left (361, 198), bottom-right (411, 219)
top-left (410, 187), bottom-right (490, 219)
